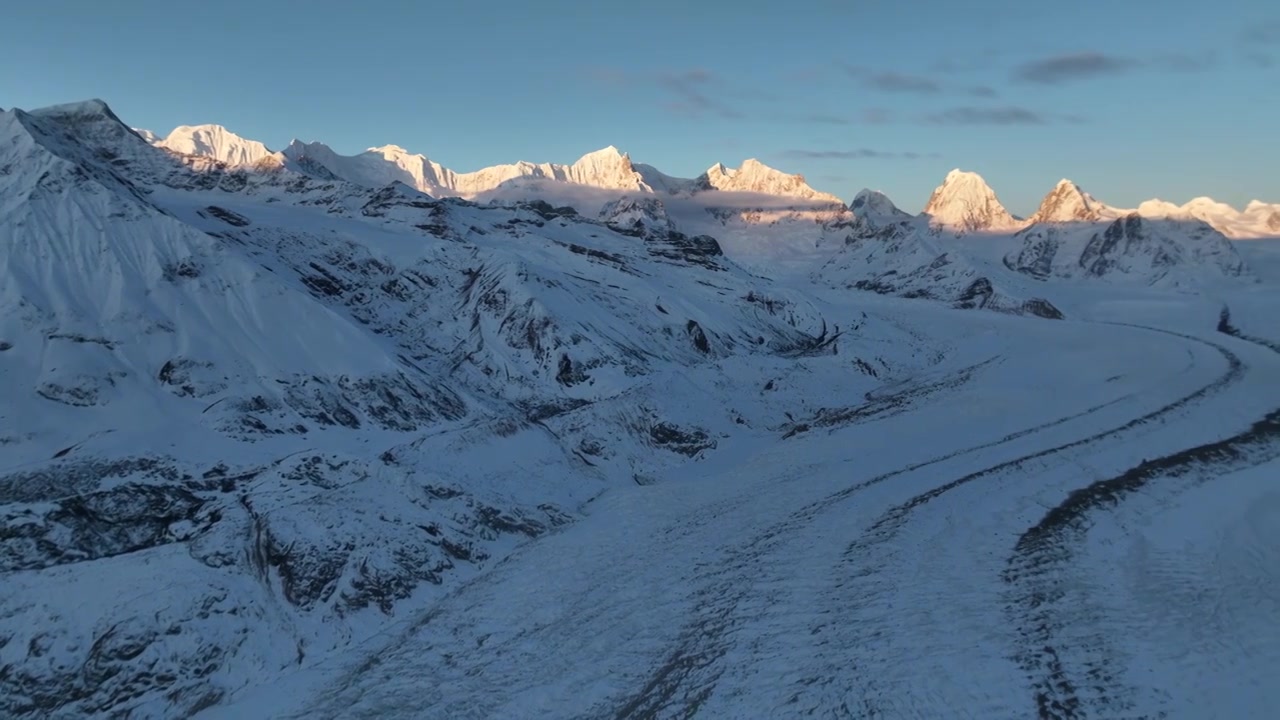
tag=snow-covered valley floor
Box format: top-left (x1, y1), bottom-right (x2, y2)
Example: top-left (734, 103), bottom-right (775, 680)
top-left (199, 293), bottom-right (1280, 720)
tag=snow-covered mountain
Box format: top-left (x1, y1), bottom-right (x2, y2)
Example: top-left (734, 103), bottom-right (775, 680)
top-left (921, 169), bottom-right (1021, 233)
top-left (142, 123), bottom-right (857, 271)
top-left (850, 188), bottom-right (912, 226)
top-left (1026, 179), bottom-right (1125, 224)
top-left (159, 124), bottom-right (275, 168)
top-left (282, 142), bottom-right (657, 199)
top-left (818, 189), bottom-right (1063, 318)
top-left (1138, 196), bottom-right (1280, 239)
top-left (1006, 180), bottom-right (1252, 286)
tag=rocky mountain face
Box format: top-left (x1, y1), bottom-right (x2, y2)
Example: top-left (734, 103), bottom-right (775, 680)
top-left (1008, 212), bottom-right (1250, 286)
top-left (1001, 179), bottom-right (1252, 286)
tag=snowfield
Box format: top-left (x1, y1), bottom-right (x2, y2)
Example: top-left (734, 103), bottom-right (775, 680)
top-left (2, 100), bottom-right (1278, 720)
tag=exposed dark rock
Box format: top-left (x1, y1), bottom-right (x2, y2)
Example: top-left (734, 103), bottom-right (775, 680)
top-left (0, 457), bottom-right (185, 504)
top-left (199, 206), bottom-right (251, 227)
top-left (1, 483), bottom-right (211, 572)
top-left (162, 259), bottom-right (202, 280)
top-left (649, 422), bottom-right (716, 457)
top-left (523, 199), bottom-right (579, 220)
top-left (686, 320), bottom-right (711, 354)
top-left (1021, 298), bottom-right (1065, 320)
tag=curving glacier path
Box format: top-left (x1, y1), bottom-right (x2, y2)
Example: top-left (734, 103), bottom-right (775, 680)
top-left (206, 305), bottom-right (1280, 720)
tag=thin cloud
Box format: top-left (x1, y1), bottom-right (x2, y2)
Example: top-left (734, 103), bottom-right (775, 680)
top-left (1244, 52), bottom-right (1275, 68)
top-left (789, 109), bottom-right (894, 126)
top-left (1014, 52), bottom-right (1137, 84)
top-left (1155, 51), bottom-right (1217, 73)
top-left (780, 148), bottom-right (935, 160)
top-left (862, 108), bottom-right (895, 125)
top-left (1243, 20), bottom-right (1280, 44)
top-left (866, 72), bottom-right (941, 94)
top-left (968, 85), bottom-right (999, 98)
top-left (845, 65), bottom-right (942, 94)
top-left (1241, 20), bottom-right (1280, 67)
top-left (657, 69), bottom-right (744, 119)
top-left (798, 112), bottom-right (857, 125)
top-left (930, 48), bottom-right (1006, 74)
top-left (587, 67), bottom-right (749, 120)
top-left (924, 106), bottom-right (1047, 125)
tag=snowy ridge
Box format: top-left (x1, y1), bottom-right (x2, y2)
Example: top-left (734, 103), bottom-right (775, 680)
top-left (279, 141), bottom-right (654, 199)
top-left (148, 122), bottom-right (856, 271)
top-left (698, 158), bottom-right (842, 204)
top-left (160, 124), bottom-right (275, 168)
top-left (1138, 196), bottom-right (1280, 239)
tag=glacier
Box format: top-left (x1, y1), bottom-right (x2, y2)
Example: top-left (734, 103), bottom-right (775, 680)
top-left (2, 99), bottom-right (1279, 720)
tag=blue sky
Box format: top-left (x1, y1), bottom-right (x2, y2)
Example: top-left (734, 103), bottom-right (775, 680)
top-left (2, 0), bottom-right (1277, 213)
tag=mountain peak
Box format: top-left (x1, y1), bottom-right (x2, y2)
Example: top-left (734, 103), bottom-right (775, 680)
top-left (851, 189), bottom-right (909, 222)
top-left (1137, 199), bottom-right (1184, 218)
top-left (944, 168), bottom-right (984, 183)
top-left (28, 98), bottom-right (117, 120)
top-left (1028, 178), bottom-right (1106, 224)
top-left (579, 145), bottom-right (625, 159)
top-left (133, 128), bottom-right (161, 145)
top-left (922, 168), bottom-right (1017, 232)
top-left (160, 123), bottom-right (274, 167)
top-left (572, 145), bottom-right (632, 167)
top-left (700, 159), bottom-right (841, 203)
top-left (368, 144), bottom-right (416, 156)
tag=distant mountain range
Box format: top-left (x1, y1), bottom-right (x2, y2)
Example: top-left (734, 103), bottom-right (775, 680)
top-left (149, 122), bottom-right (1280, 242)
